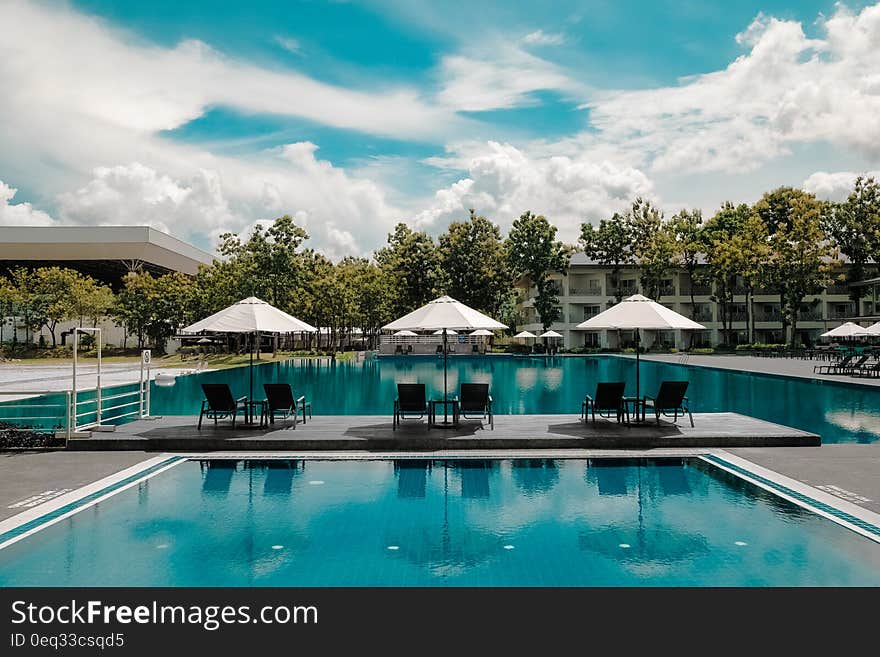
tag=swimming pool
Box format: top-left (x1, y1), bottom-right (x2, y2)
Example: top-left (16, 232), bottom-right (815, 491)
top-left (151, 355), bottom-right (880, 443)
top-left (5, 355), bottom-right (880, 443)
top-left (1, 457), bottom-right (878, 586)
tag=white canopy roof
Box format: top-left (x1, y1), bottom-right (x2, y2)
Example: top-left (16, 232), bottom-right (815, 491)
top-left (576, 294), bottom-right (706, 331)
top-left (181, 297), bottom-right (317, 334)
top-left (821, 322), bottom-right (871, 338)
top-left (433, 329), bottom-right (458, 335)
top-left (470, 329), bottom-right (495, 336)
top-left (540, 330), bottom-right (563, 338)
top-left (383, 296), bottom-right (507, 331)
top-left (515, 331), bottom-right (537, 339)
top-left (393, 329), bottom-right (418, 337)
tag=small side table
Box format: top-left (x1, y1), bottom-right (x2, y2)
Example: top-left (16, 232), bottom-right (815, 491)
top-left (429, 399), bottom-right (459, 428)
top-left (622, 397), bottom-right (645, 426)
top-left (244, 399), bottom-right (268, 428)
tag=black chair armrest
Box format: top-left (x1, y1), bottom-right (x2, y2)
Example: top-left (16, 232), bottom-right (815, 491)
top-left (585, 395), bottom-right (595, 402)
top-left (487, 395), bottom-right (493, 403)
top-left (296, 395), bottom-right (306, 404)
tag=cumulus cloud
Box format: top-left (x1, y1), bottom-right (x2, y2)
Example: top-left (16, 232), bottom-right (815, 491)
top-left (584, 3), bottom-right (880, 173)
top-left (0, 181), bottom-right (55, 226)
top-left (414, 141), bottom-right (653, 241)
top-left (803, 170), bottom-right (880, 201)
top-left (522, 30), bottom-right (565, 46)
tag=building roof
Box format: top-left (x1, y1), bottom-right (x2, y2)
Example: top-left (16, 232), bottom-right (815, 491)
top-left (0, 226), bottom-right (215, 280)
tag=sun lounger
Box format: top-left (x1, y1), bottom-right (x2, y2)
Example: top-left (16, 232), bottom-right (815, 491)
top-left (581, 382), bottom-right (626, 423)
top-left (851, 360), bottom-right (880, 378)
top-left (826, 355), bottom-right (868, 375)
top-left (814, 354), bottom-right (853, 374)
top-left (454, 383), bottom-right (493, 430)
top-left (393, 383), bottom-right (430, 430)
top-left (198, 383), bottom-right (248, 429)
top-left (643, 381), bottom-right (693, 427)
top-left (263, 383), bottom-right (312, 427)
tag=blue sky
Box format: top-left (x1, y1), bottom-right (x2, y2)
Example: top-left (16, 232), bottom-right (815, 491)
top-left (1, 0), bottom-right (879, 256)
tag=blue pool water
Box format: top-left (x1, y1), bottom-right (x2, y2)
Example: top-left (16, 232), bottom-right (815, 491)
top-left (155, 355), bottom-right (880, 443)
top-left (1, 458), bottom-right (878, 586)
top-left (4, 355), bottom-right (880, 443)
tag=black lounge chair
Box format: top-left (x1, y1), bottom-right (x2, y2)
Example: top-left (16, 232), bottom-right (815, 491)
top-left (851, 360), bottom-right (880, 378)
top-left (198, 383), bottom-right (248, 429)
top-left (393, 383), bottom-right (430, 430)
top-left (454, 383), bottom-right (493, 430)
top-left (827, 355), bottom-right (867, 375)
top-left (581, 382), bottom-right (626, 423)
top-left (643, 381), bottom-right (693, 427)
top-left (814, 354), bottom-right (853, 374)
top-left (263, 383), bottom-right (312, 427)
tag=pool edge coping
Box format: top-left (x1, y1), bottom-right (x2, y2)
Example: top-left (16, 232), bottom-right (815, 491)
top-left (704, 451), bottom-right (880, 544)
top-left (0, 455), bottom-right (186, 550)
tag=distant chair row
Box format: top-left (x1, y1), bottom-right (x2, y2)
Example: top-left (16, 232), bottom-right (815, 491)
top-left (814, 354), bottom-right (880, 378)
top-left (581, 380), bottom-right (693, 427)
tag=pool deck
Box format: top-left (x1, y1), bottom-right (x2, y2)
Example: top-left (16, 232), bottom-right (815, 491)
top-left (63, 412), bottom-right (819, 451)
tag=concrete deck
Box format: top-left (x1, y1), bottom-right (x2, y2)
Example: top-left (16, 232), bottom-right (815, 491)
top-left (65, 412), bottom-right (819, 451)
top-left (640, 353), bottom-right (880, 387)
top-left (0, 450), bottom-right (154, 521)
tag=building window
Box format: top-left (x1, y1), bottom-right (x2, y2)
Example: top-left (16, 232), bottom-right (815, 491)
top-left (584, 332), bottom-right (599, 347)
top-left (583, 305), bottom-right (600, 320)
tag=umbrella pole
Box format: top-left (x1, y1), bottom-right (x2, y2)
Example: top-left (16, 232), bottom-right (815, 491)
top-left (635, 329), bottom-right (640, 402)
top-left (443, 329), bottom-right (449, 424)
top-left (250, 331), bottom-right (255, 403)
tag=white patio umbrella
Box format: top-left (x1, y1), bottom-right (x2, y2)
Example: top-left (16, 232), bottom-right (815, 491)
top-left (514, 331), bottom-right (537, 339)
top-left (866, 322), bottom-right (880, 336)
top-left (433, 329), bottom-right (458, 335)
top-left (539, 330), bottom-right (563, 338)
top-left (821, 322), bottom-right (871, 338)
top-left (181, 297), bottom-right (317, 404)
top-left (577, 294), bottom-right (705, 399)
top-left (383, 296), bottom-right (507, 426)
top-left (470, 329), bottom-right (494, 336)
top-left (393, 329), bottom-right (418, 337)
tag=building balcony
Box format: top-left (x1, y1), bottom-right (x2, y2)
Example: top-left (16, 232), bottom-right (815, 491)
top-left (825, 283), bottom-right (850, 295)
top-left (658, 286), bottom-right (676, 297)
top-left (567, 287), bottom-right (603, 297)
top-left (681, 285), bottom-right (712, 296)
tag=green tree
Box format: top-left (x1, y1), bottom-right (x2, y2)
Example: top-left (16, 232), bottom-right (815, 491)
top-left (70, 276), bottom-right (114, 328)
top-left (438, 210), bottom-right (510, 315)
top-left (670, 209), bottom-right (704, 319)
top-left (754, 187), bottom-right (817, 340)
top-left (629, 199), bottom-right (676, 301)
top-left (770, 193), bottom-right (838, 346)
top-left (711, 213), bottom-right (771, 343)
top-left (823, 176), bottom-right (880, 306)
top-left (26, 267), bottom-right (90, 347)
top-left (703, 203), bottom-right (751, 344)
top-left (374, 223), bottom-right (444, 317)
top-left (506, 211), bottom-right (571, 331)
top-left (580, 212), bottom-right (635, 302)
top-left (217, 215), bottom-right (308, 308)
top-left (113, 270), bottom-right (194, 352)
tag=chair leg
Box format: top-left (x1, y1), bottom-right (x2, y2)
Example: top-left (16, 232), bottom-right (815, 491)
top-left (198, 410), bottom-right (203, 430)
top-left (688, 408), bottom-right (694, 428)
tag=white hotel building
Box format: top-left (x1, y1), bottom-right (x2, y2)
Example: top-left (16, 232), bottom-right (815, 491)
top-left (516, 253), bottom-right (858, 350)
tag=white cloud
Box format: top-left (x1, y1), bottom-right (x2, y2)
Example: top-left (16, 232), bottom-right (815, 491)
top-left (583, 3), bottom-right (880, 174)
top-left (522, 30), bottom-right (565, 46)
top-left (414, 141), bottom-right (653, 242)
top-left (803, 170), bottom-right (880, 201)
top-left (274, 36), bottom-right (302, 55)
top-left (0, 181), bottom-right (55, 226)
top-left (436, 44), bottom-right (580, 111)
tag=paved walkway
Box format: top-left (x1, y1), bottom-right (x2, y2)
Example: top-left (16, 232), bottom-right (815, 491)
top-left (729, 444), bottom-right (880, 514)
top-left (0, 451), bottom-right (153, 521)
top-left (0, 362), bottom-right (212, 401)
top-left (638, 353), bottom-right (880, 387)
